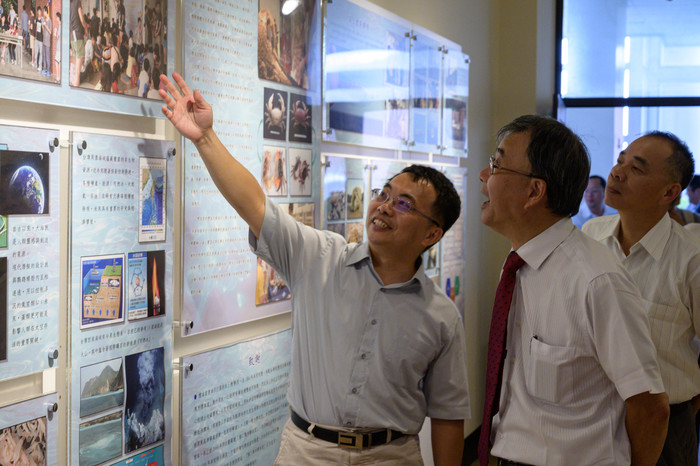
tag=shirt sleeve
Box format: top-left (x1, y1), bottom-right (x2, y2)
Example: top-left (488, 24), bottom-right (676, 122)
top-left (423, 305), bottom-right (471, 420)
top-left (587, 272), bottom-right (665, 400)
top-left (249, 197), bottom-right (336, 287)
top-left (689, 252), bottom-right (700, 339)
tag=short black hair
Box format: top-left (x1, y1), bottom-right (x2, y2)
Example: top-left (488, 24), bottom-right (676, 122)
top-left (497, 115), bottom-right (590, 217)
top-left (589, 175), bottom-right (606, 188)
top-left (689, 175), bottom-right (700, 191)
top-left (644, 131), bottom-right (695, 190)
top-left (390, 164), bottom-right (461, 234)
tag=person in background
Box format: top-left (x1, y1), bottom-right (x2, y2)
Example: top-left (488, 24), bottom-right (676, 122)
top-left (125, 45), bottom-right (137, 87)
top-left (33, 6), bottom-right (41, 70)
top-left (669, 196), bottom-right (700, 226)
top-left (41, 6), bottom-right (50, 77)
top-left (478, 115), bottom-right (668, 465)
top-left (158, 72), bottom-right (470, 465)
top-left (20, 4), bottom-right (28, 54)
top-left (583, 131), bottom-right (700, 465)
top-left (81, 31), bottom-right (96, 82)
top-left (0, 15), bottom-right (7, 66)
top-left (136, 58), bottom-right (149, 97)
top-left (69, 0), bottom-right (88, 86)
top-left (110, 62), bottom-right (121, 93)
top-left (53, 12), bottom-right (61, 82)
top-left (8, 3), bottom-right (16, 31)
top-left (686, 175), bottom-right (700, 212)
top-left (95, 62), bottom-right (110, 91)
top-left (571, 175), bottom-right (617, 228)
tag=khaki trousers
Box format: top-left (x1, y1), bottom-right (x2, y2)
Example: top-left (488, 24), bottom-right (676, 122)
top-left (273, 419), bottom-right (424, 465)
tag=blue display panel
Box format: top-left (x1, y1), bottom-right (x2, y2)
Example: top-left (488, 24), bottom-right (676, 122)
top-left (0, 393), bottom-right (59, 466)
top-left (180, 329), bottom-right (292, 465)
top-left (69, 133), bottom-right (174, 465)
top-left (0, 125), bottom-right (60, 381)
top-left (180, 0), bottom-right (322, 335)
top-left (324, 0), bottom-right (411, 150)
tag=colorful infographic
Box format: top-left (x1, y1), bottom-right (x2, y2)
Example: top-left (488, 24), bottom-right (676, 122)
top-left (139, 157), bottom-right (167, 243)
top-left (81, 254), bottom-right (125, 329)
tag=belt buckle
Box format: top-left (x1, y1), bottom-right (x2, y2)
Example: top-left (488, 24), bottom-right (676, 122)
top-left (338, 432), bottom-right (364, 449)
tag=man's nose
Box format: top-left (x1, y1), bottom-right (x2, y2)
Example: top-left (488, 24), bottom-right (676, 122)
top-left (479, 166), bottom-right (490, 183)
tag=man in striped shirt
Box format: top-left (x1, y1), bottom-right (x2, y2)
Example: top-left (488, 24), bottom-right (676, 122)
top-left (584, 131), bottom-right (700, 465)
top-left (480, 115), bottom-right (668, 465)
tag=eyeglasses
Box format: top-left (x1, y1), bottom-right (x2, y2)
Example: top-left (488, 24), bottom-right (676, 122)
top-left (489, 155), bottom-right (539, 178)
top-left (370, 188), bottom-right (442, 228)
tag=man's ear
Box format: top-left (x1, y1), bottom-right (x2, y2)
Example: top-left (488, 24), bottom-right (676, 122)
top-left (421, 226), bottom-right (444, 249)
top-left (661, 183), bottom-right (682, 207)
top-left (524, 178), bottom-right (547, 210)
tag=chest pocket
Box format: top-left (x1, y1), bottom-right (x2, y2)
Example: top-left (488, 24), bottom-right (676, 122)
top-left (525, 337), bottom-right (577, 405)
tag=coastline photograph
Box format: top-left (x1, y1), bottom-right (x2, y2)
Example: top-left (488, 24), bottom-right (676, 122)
top-left (80, 357), bottom-right (124, 418)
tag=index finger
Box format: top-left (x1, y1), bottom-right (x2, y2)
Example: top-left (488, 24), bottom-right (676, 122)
top-left (172, 72), bottom-right (194, 98)
top-left (161, 74), bottom-right (183, 101)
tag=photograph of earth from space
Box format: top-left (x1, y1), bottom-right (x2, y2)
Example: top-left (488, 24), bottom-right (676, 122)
top-left (0, 150), bottom-right (50, 215)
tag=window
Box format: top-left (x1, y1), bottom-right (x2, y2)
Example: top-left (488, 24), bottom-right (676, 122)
top-left (556, 0), bottom-right (700, 207)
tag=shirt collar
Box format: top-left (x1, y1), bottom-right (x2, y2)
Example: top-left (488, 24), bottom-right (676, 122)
top-left (345, 241), bottom-right (427, 289)
top-left (516, 217), bottom-right (575, 270)
top-left (632, 213), bottom-right (672, 262)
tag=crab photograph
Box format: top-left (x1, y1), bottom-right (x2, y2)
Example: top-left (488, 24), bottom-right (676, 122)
top-left (288, 93), bottom-right (312, 143)
top-left (263, 87), bottom-right (288, 141)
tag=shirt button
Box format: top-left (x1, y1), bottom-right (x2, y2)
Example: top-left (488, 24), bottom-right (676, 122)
top-left (371, 319), bottom-right (377, 325)
top-left (361, 353), bottom-right (367, 360)
top-left (351, 387), bottom-right (358, 394)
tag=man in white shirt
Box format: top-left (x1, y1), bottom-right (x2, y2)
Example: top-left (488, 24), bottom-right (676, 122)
top-left (687, 175), bottom-right (700, 212)
top-left (571, 175), bottom-right (617, 228)
top-left (583, 131), bottom-right (700, 466)
top-left (479, 115), bottom-right (668, 465)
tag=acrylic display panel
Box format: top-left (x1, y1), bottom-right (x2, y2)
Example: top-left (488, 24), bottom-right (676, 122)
top-left (441, 48), bottom-right (469, 157)
top-left (440, 166), bottom-right (467, 319)
top-left (409, 29), bottom-right (443, 154)
top-left (324, 0), bottom-right (411, 150)
top-left (181, 0), bottom-right (322, 335)
top-left (0, 125), bottom-right (60, 382)
top-left (180, 329), bottom-right (292, 465)
top-left (69, 133), bottom-right (174, 465)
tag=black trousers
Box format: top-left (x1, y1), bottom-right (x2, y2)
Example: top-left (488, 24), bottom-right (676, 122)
top-left (656, 401), bottom-right (697, 466)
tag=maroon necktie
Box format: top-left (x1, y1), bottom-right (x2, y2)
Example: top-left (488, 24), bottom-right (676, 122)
top-left (478, 251), bottom-right (525, 466)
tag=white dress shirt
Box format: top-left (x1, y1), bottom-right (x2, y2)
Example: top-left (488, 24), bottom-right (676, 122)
top-left (491, 218), bottom-right (663, 465)
top-left (584, 213), bottom-right (700, 404)
top-left (571, 203), bottom-right (617, 229)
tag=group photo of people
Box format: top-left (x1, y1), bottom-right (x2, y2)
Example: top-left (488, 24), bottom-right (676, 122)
top-left (0, 0), bottom-right (62, 83)
top-left (69, 0), bottom-right (166, 98)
